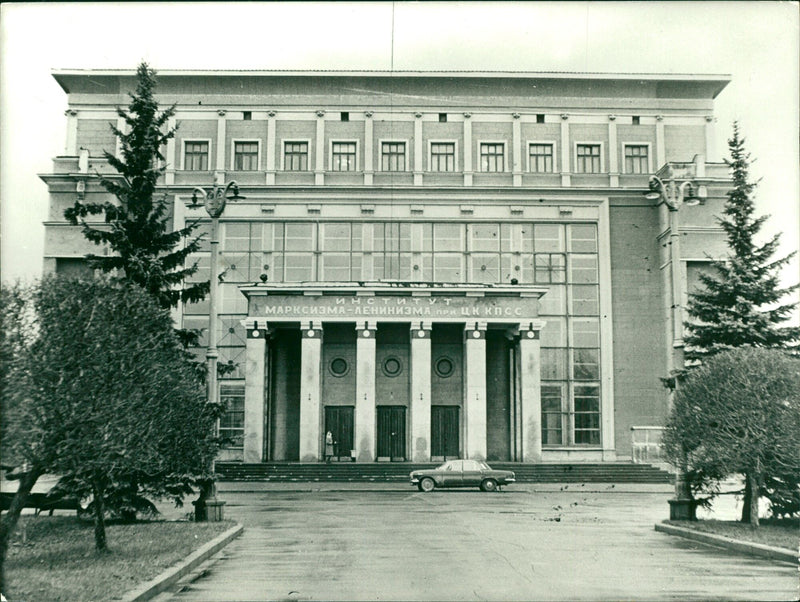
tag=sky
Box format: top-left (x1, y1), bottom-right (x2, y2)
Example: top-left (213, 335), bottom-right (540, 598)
top-left (1, 1), bottom-right (798, 313)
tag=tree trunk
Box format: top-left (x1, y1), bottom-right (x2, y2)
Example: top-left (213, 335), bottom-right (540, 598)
top-left (92, 481), bottom-right (108, 552)
top-left (740, 475), bottom-right (751, 523)
top-left (748, 471), bottom-right (761, 527)
top-left (0, 466), bottom-right (43, 593)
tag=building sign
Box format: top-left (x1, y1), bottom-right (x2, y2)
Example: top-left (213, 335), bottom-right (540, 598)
top-left (249, 294), bottom-right (539, 321)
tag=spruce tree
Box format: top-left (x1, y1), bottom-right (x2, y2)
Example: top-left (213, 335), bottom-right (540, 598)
top-left (684, 122), bottom-right (799, 361)
top-left (64, 62), bottom-right (208, 309)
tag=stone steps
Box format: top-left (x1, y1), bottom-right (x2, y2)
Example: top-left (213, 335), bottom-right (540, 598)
top-left (216, 462), bottom-right (673, 484)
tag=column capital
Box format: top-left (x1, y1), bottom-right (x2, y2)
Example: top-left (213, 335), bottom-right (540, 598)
top-left (464, 321), bottom-right (488, 340)
top-left (302, 321), bottom-right (323, 338)
top-left (518, 319), bottom-right (547, 333)
top-left (356, 321), bottom-right (377, 338)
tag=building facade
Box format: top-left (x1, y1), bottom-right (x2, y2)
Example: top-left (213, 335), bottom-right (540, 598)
top-left (41, 70), bottom-right (732, 464)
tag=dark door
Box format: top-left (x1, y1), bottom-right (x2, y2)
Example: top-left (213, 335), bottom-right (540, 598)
top-left (324, 406), bottom-right (354, 461)
top-left (377, 406), bottom-right (406, 460)
top-left (431, 406), bottom-right (460, 459)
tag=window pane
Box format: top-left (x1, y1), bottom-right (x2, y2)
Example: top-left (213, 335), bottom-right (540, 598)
top-left (569, 254), bottom-right (599, 284)
top-left (185, 141), bottom-right (209, 170)
top-left (470, 224), bottom-right (500, 252)
top-left (534, 224), bottom-right (564, 252)
top-left (572, 318), bottom-right (600, 348)
top-left (534, 253), bottom-right (566, 284)
top-left (539, 316), bottom-right (566, 347)
top-left (624, 145), bottom-right (649, 174)
top-left (541, 384), bottom-right (565, 445)
top-left (332, 142), bottom-right (356, 171)
top-left (285, 223), bottom-right (314, 251)
top-left (480, 143), bottom-right (504, 172)
top-left (576, 144), bottom-right (601, 173)
top-left (234, 142), bottom-right (259, 170)
top-left (434, 224), bottom-right (462, 252)
top-left (570, 285), bottom-right (599, 315)
top-left (224, 223), bottom-right (250, 251)
top-left (434, 254), bottom-right (462, 282)
top-left (572, 348), bottom-right (600, 380)
top-left (541, 348), bottom-right (567, 380)
top-left (568, 224), bottom-right (597, 253)
top-left (538, 284), bottom-right (566, 315)
top-left (219, 384), bottom-right (245, 448)
top-left (471, 254), bottom-right (499, 283)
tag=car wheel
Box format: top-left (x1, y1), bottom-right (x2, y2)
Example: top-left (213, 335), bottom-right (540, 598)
top-left (419, 477), bottom-right (435, 492)
top-left (480, 479), bottom-right (498, 492)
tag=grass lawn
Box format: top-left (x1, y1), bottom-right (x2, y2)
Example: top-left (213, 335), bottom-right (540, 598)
top-left (666, 518), bottom-right (799, 551)
top-left (4, 515), bottom-right (234, 601)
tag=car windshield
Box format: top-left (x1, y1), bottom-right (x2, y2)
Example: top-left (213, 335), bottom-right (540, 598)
top-left (478, 461), bottom-right (491, 470)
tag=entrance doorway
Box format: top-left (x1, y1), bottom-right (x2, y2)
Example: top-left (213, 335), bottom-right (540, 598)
top-left (324, 406), bottom-right (354, 461)
top-left (431, 405), bottom-right (460, 460)
top-left (377, 406), bottom-right (406, 461)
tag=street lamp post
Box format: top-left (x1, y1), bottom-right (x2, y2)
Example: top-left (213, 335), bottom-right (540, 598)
top-left (645, 172), bottom-right (705, 520)
top-left (190, 180), bottom-right (244, 521)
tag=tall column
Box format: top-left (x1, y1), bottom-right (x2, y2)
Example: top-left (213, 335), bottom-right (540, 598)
top-left (299, 321), bottom-right (323, 461)
top-left (244, 324), bottom-right (267, 463)
top-left (355, 321), bottom-right (377, 462)
top-left (519, 322), bottom-right (544, 462)
top-left (410, 321), bottom-right (432, 462)
top-left (464, 322), bottom-right (487, 460)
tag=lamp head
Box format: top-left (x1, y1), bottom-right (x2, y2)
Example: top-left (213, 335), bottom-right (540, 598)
top-left (644, 176), bottom-right (663, 200)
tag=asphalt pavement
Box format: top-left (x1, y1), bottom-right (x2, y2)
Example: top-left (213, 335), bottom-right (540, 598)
top-left (157, 483), bottom-right (798, 601)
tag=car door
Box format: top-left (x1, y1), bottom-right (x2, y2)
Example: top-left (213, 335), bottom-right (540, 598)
top-left (440, 460), bottom-right (464, 488)
top-left (461, 460), bottom-right (483, 487)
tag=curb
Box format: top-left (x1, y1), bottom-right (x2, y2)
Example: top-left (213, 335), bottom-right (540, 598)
top-left (655, 522), bottom-right (798, 565)
top-left (121, 523), bottom-right (244, 602)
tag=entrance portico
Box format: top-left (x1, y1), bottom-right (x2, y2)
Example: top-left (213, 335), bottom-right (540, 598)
top-left (241, 283), bottom-right (546, 463)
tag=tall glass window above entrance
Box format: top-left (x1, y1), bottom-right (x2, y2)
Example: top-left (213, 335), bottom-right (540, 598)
top-left (184, 219), bottom-right (601, 449)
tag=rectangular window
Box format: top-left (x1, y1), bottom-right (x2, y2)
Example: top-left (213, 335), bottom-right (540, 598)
top-left (233, 141), bottom-right (259, 171)
top-left (219, 384), bottom-right (245, 448)
top-left (536, 114), bottom-right (546, 124)
top-left (624, 145), bottom-right (649, 174)
top-left (243, 111), bottom-right (252, 121)
top-left (573, 385), bottom-right (601, 444)
top-left (575, 144), bottom-right (601, 174)
top-left (480, 143), bottom-right (505, 172)
top-left (184, 141), bottom-right (209, 171)
top-left (340, 112), bottom-right (349, 122)
top-left (430, 142), bottom-right (455, 172)
top-left (284, 141), bottom-right (309, 171)
top-left (381, 142), bottom-right (406, 171)
top-left (534, 253), bottom-right (566, 283)
top-left (332, 142), bottom-right (357, 172)
top-left (438, 113), bottom-right (447, 123)
top-left (529, 143), bottom-right (554, 173)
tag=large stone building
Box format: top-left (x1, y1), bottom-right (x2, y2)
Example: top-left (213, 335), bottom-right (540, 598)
top-left (42, 70), bottom-right (731, 465)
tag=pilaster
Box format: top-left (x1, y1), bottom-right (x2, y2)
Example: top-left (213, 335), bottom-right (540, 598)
top-left (364, 113), bottom-right (374, 186)
top-left (655, 115), bottom-right (666, 168)
top-left (463, 322), bottom-right (487, 460)
top-left (410, 321), bottom-right (432, 462)
top-left (355, 321), bottom-right (377, 462)
top-left (266, 112), bottom-right (276, 185)
top-left (560, 114), bottom-right (571, 186)
top-left (413, 113), bottom-right (423, 186)
top-left (215, 110), bottom-right (226, 175)
top-left (463, 113), bottom-right (473, 186)
top-left (608, 115), bottom-right (619, 187)
top-left (315, 111), bottom-right (325, 185)
top-left (299, 321), bottom-right (323, 461)
top-left (64, 109), bottom-right (78, 155)
top-left (512, 114), bottom-right (522, 186)
top-left (165, 117), bottom-right (176, 185)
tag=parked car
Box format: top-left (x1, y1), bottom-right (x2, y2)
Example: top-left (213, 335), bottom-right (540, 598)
top-left (410, 459), bottom-right (515, 492)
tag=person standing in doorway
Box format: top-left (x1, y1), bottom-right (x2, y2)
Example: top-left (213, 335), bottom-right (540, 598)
top-left (324, 431), bottom-right (335, 463)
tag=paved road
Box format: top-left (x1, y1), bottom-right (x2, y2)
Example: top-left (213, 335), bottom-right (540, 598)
top-left (164, 485), bottom-right (798, 601)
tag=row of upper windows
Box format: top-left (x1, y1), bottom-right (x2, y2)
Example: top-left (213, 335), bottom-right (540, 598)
top-left (182, 140), bottom-right (653, 175)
